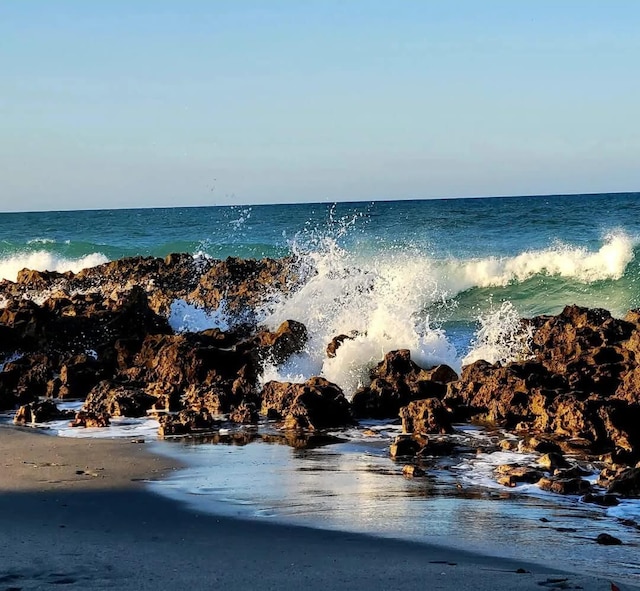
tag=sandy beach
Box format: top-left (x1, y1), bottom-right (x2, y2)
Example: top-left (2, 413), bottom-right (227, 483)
top-left (0, 425), bottom-right (633, 591)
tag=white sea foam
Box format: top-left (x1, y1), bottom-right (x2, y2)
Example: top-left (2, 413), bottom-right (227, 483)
top-left (255, 232), bottom-right (635, 395)
top-left (463, 301), bottom-right (533, 366)
top-left (168, 299), bottom-right (232, 333)
top-left (452, 231), bottom-right (635, 289)
top-left (0, 251), bottom-right (109, 282)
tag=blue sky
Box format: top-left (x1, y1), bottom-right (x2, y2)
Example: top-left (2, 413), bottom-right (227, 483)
top-left (1, 1), bottom-right (638, 211)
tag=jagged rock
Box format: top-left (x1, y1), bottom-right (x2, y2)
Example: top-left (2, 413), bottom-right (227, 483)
top-left (400, 398), bottom-right (453, 434)
top-left (70, 410), bottom-right (111, 428)
top-left (444, 305), bottom-right (640, 464)
top-left (83, 380), bottom-right (157, 418)
top-left (157, 410), bottom-right (221, 437)
top-left (59, 353), bottom-right (106, 399)
top-left (402, 465), bottom-right (425, 478)
top-left (538, 476), bottom-right (592, 495)
top-left (131, 332), bottom-right (259, 412)
top-left (390, 435), bottom-right (422, 458)
top-left (228, 402), bottom-right (259, 424)
top-left (607, 467), bottom-right (640, 497)
top-left (261, 377), bottom-right (352, 430)
top-left (495, 465), bottom-right (544, 487)
top-left (538, 452), bottom-right (570, 471)
top-left (581, 493), bottom-right (620, 507)
top-left (13, 400), bottom-right (72, 424)
top-left (189, 256), bottom-right (298, 318)
top-left (352, 350), bottom-right (457, 419)
top-left (253, 320), bottom-right (308, 364)
top-left (326, 332), bottom-right (358, 358)
top-left (0, 354), bottom-right (53, 410)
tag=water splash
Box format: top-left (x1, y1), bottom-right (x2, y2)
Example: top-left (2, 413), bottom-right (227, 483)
top-left (463, 301), bottom-right (533, 366)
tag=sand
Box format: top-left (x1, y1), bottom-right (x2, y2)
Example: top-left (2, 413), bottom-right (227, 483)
top-left (0, 425), bottom-right (634, 591)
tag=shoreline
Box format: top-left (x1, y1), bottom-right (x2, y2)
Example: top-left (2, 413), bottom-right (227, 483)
top-left (0, 426), bottom-right (636, 590)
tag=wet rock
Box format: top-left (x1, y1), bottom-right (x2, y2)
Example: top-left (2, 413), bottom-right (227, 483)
top-left (253, 320), bottom-right (308, 364)
top-left (70, 410), bottom-right (111, 428)
top-left (13, 400), bottom-right (72, 424)
top-left (495, 465), bottom-right (545, 487)
top-left (390, 435), bottom-right (422, 458)
top-left (157, 410), bottom-right (221, 437)
top-left (261, 377), bottom-right (352, 430)
top-left (445, 305), bottom-right (640, 464)
top-left (0, 354), bottom-right (54, 410)
top-left (607, 467), bottom-right (640, 497)
top-left (596, 533), bottom-right (622, 545)
top-left (416, 438), bottom-right (456, 457)
top-left (402, 465), bottom-right (425, 478)
top-left (59, 353), bottom-right (106, 399)
top-left (326, 332), bottom-right (358, 358)
top-left (83, 380), bottom-right (157, 418)
top-left (537, 452), bottom-right (570, 471)
top-left (581, 493), bottom-right (620, 507)
top-left (189, 256), bottom-right (298, 319)
top-left (352, 350), bottom-right (457, 419)
top-left (228, 402), bottom-right (259, 424)
top-left (538, 476), bottom-right (592, 495)
top-left (400, 397), bottom-right (453, 435)
top-left (132, 332), bottom-right (259, 413)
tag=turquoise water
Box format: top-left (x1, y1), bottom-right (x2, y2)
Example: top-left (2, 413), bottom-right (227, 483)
top-left (2, 193), bottom-right (640, 368)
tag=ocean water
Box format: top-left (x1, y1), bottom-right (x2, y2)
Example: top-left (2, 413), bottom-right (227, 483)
top-left (3, 192), bottom-right (640, 582)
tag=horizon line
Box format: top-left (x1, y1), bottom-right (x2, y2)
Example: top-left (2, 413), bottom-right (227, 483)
top-left (1, 189), bottom-right (638, 215)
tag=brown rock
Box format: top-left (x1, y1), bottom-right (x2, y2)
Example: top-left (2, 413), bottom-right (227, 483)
top-left (538, 476), bottom-right (592, 495)
top-left (400, 398), bottom-right (453, 435)
top-left (261, 377), bottom-right (352, 430)
top-left (352, 350), bottom-right (456, 419)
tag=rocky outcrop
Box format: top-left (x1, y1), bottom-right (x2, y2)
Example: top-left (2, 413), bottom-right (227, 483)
top-left (83, 381), bottom-right (157, 418)
top-left (445, 305), bottom-right (640, 464)
top-left (351, 350), bottom-right (457, 419)
top-left (260, 377), bottom-right (353, 430)
top-left (399, 398), bottom-right (453, 434)
top-left (13, 400), bottom-right (72, 425)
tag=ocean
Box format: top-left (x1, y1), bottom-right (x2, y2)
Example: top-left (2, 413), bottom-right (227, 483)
top-left (2, 192), bottom-right (640, 582)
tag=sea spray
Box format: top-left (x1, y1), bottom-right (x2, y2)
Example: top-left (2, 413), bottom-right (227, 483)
top-left (462, 301), bottom-right (533, 366)
top-left (0, 250), bottom-right (108, 282)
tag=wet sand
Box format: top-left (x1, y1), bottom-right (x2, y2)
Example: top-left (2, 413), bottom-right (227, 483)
top-left (0, 425), bottom-right (634, 591)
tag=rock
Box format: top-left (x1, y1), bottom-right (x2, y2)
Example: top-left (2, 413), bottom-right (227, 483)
top-left (70, 410), bottom-right (111, 428)
top-left (444, 305), bottom-right (640, 464)
top-left (390, 435), bottom-right (422, 458)
top-left (352, 350), bottom-right (457, 419)
top-left (596, 533), bottom-right (622, 545)
top-left (0, 354), bottom-right (53, 410)
top-left (189, 256), bottom-right (298, 318)
top-left (59, 353), bottom-right (106, 399)
top-left (538, 452), bottom-right (570, 471)
top-left (495, 465), bottom-right (545, 487)
top-left (253, 320), bottom-right (308, 364)
top-left (607, 467), bottom-right (640, 497)
top-left (416, 439), bottom-right (456, 457)
top-left (581, 493), bottom-right (620, 507)
top-left (83, 380), bottom-right (157, 418)
top-left (157, 410), bottom-right (221, 437)
top-left (402, 465), bottom-right (425, 478)
top-left (326, 332), bottom-right (358, 358)
top-left (228, 402), bottom-right (259, 424)
top-left (261, 377), bottom-right (352, 430)
top-left (538, 476), bottom-right (592, 495)
top-left (13, 400), bottom-right (72, 424)
top-left (399, 398), bottom-right (453, 434)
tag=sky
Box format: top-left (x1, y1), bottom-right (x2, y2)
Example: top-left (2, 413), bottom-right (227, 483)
top-left (1, 0), bottom-right (639, 212)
